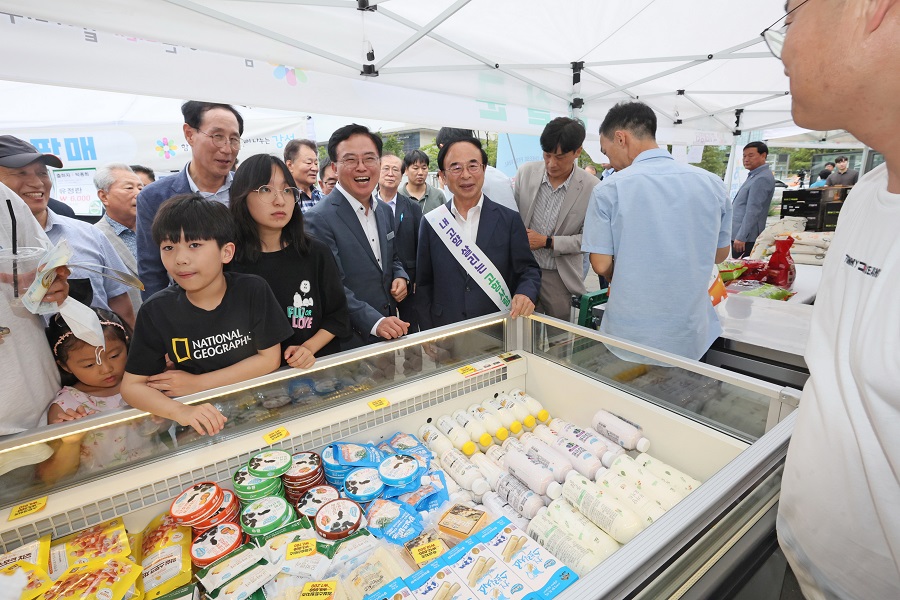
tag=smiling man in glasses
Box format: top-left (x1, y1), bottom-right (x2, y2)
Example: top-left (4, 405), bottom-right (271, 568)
top-left (136, 100), bottom-right (243, 298)
top-left (771, 1), bottom-right (900, 598)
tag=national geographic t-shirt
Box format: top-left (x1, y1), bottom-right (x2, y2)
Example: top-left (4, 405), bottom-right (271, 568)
top-left (126, 272), bottom-right (293, 376)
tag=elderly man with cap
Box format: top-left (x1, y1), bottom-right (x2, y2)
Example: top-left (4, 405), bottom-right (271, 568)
top-left (0, 135), bottom-right (135, 327)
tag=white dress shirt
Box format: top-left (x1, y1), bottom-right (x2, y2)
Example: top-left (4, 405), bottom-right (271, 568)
top-left (450, 194), bottom-right (485, 241)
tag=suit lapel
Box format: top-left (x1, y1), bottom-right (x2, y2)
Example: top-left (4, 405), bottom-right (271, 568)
top-left (475, 198), bottom-right (499, 249)
top-left (375, 201), bottom-right (391, 274)
top-left (557, 172), bottom-right (584, 230)
top-left (522, 166), bottom-right (543, 226)
top-left (334, 192), bottom-right (379, 268)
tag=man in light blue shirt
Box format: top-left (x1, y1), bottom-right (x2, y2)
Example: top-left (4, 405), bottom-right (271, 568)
top-left (582, 101), bottom-right (731, 361)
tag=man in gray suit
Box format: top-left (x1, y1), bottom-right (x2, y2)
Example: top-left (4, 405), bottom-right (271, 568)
top-left (731, 141), bottom-right (776, 258)
top-left (93, 163), bottom-right (143, 314)
top-left (514, 117), bottom-right (598, 320)
top-left (305, 124), bottom-right (409, 350)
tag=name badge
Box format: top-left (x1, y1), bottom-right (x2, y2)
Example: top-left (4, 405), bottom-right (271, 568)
top-left (386, 231), bottom-right (395, 241)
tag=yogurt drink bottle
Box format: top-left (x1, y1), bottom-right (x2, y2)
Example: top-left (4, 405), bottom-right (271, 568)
top-left (592, 410), bottom-right (651, 452)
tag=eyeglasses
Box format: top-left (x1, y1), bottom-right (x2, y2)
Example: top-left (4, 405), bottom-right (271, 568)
top-left (380, 166), bottom-right (401, 174)
top-left (445, 162), bottom-right (483, 177)
top-left (760, 0), bottom-right (811, 60)
top-left (196, 128), bottom-right (242, 150)
top-left (252, 185), bottom-right (300, 203)
top-left (338, 156), bottom-right (380, 168)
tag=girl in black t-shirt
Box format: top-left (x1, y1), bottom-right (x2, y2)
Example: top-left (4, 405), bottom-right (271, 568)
top-left (229, 154), bottom-right (350, 368)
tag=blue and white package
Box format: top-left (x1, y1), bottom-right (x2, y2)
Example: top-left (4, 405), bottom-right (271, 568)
top-left (478, 517), bottom-right (578, 599)
top-left (387, 433), bottom-right (432, 470)
top-left (322, 445), bottom-right (353, 485)
top-left (344, 467), bottom-right (385, 503)
top-left (405, 555), bottom-right (473, 600)
top-left (382, 475), bottom-right (425, 500)
top-left (362, 576), bottom-right (416, 600)
top-left (366, 499), bottom-right (424, 545)
top-left (332, 443), bottom-right (388, 468)
top-left (443, 536), bottom-right (530, 600)
top-left (398, 472), bottom-right (451, 513)
top-left (379, 454), bottom-right (421, 487)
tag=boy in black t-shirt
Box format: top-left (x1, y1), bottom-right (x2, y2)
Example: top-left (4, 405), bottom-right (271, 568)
top-left (121, 194), bottom-right (292, 435)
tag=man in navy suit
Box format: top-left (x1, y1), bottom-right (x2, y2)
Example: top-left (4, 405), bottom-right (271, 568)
top-left (416, 137), bottom-right (540, 331)
top-left (305, 124), bottom-right (409, 350)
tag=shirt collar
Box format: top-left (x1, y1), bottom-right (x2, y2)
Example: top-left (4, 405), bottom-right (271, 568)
top-left (748, 164), bottom-right (770, 177)
top-left (450, 194), bottom-right (484, 220)
top-left (186, 163), bottom-right (233, 194)
top-left (43, 208), bottom-right (59, 233)
top-left (633, 148), bottom-right (674, 164)
top-left (376, 189), bottom-right (398, 205)
top-left (336, 181), bottom-right (374, 212)
top-left (541, 164), bottom-right (576, 192)
top-left (104, 213), bottom-right (132, 234)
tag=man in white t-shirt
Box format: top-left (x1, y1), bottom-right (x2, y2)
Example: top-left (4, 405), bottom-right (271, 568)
top-left (770, 2), bottom-right (900, 598)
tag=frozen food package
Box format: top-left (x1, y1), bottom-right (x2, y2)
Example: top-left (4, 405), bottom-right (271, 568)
top-left (342, 546), bottom-right (408, 600)
top-left (41, 557), bottom-right (141, 600)
top-left (0, 535), bottom-right (50, 572)
top-left (401, 529), bottom-right (449, 570)
top-left (443, 536), bottom-right (531, 600)
top-left (196, 543), bottom-right (265, 592)
top-left (0, 560), bottom-right (52, 600)
top-left (48, 518), bottom-right (131, 580)
top-left (206, 559), bottom-right (278, 599)
top-left (138, 512), bottom-right (192, 598)
top-left (156, 583), bottom-right (199, 600)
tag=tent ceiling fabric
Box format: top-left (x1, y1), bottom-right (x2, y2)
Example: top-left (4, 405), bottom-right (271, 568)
top-left (0, 0), bottom-right (795, 138)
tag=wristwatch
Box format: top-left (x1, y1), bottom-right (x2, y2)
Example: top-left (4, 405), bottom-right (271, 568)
top-left (544, 236), bottom-right (553, 249)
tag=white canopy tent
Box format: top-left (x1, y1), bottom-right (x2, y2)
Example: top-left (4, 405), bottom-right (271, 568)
top-left (0, 0), bottom-right (798, 143)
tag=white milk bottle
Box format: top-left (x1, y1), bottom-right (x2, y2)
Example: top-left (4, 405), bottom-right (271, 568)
top-left (531, 425), bottom-right (604, 479)
top-left (516, 432), bottom-right (574, 483)
top-left (592, 409), bottom-right (651, 452)
top-left (481, 491), bottom-right (530, 530)
top-left (545, 500), bottom-right (621, 561)
top-left (442, 469), bottom-right (476, 505)
top-left (547, 418), bottom-right (621, 466)
top-left (608, 455), bottom-right (683, 510)
top-left (562, 471), bottom-right (645, 544)
top-left (496, 473), bottom-right (546, 519)
top-left (526, 510), bottom-right (605, 576)
top-left (595, 467), bottom-right (666, 525)
top-left (635, 453), bottom-right (701, 495)
top-left (452, 409), bottom-right (493, 450)
top-left (508, 388), bottom-right (550, 424)
top-left (481, 396), bottom-right (523, 436)
top-left (435, 414), bottom-right (477, 456)
top-left (495, 393), bottom-right (536, 430)
top-left (467, 403), bottom-right (509, 443)
top-left (418, 423), bottom-right (454, 458)
top-left (502, 446), bottom-right (562, 499)
top-left (440, 448), bottom-right (491, 496)
top-left (469, 451), bottom-right (507, 491)
top-left (485, 444), bottom-right (508, 469)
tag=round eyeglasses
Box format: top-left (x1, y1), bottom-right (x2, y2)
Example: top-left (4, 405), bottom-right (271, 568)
top-left (252, 185), bottom-right (301, 203)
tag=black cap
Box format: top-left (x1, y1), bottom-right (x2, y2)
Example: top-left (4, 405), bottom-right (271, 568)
top-left (0, 135), bottom-right (63, 169)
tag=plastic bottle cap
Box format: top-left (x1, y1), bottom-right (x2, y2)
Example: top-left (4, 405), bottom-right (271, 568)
top-left (461, 441), bottom-right (477, 456)
top-left (471, 478), bottom-right (490, 496)
top-left (594, 467), bottom-right (608, 481)
top-left (546, 481), bottom-right (562, 499)
top-left (495, 428), bottom-right (509, 442)
top-left (509, 421), bottom-right (523, 435)
top-left (536, 409), bottom-right (550, 423)
top-left (601, 452), bottom-right (615, 468)
top-left (522, 415), bottom-right (536, 429)
top-left (636, 438), bottom-right (651, 453)
top-left (564, 469), bottom-right (580, 484)
top-left (478, 433), bottom-right (493, 448)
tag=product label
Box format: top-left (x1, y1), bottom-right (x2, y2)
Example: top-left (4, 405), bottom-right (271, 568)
top-left (412, 541), bottom-right (444, 565)
top-left (378, 454), bottom-right (420, 485)
top-left (8, 496), bottom-right (47, 521)
top-left (191, 523), bottom-right (242, 563)
top-left (368, 398), bottom-right (390, 410)
top-left (300, 580), bottom-right (337, 600)
top-left (344, 468), bottom-right (383, 499)
top-left (457, 365), bottom-right (477, 376)
top-left (249, 450), bottom-right (292, 476)
top-left (263, 426), bottom-right (290, 445)
top-left (297, 486), bottom-right (340, 517)
top-left (286, 539), bottom-right (317, 561)
top-left (242, 497), bottom-right (290, 532)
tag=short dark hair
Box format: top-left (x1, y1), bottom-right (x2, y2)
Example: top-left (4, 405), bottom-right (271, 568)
top-left (181, 100), bottom-right (244, 135)
top-left (327, 124), bottom-right (383, 162)
top-left (836, 155), bottom-right (848, 163)
top-left (818, 169), bottom-right (831, 181)
top-left (436, 128), bottom-right (475, 147)
top-left (437, 137), bottom-right (488, 172)
top-left (744, 141), bottom-right (769, 156)
top-left (152, 193), bottom-right (235, 247)
top-left (825, 161), bottom-right (835, 168)
top-left (599, 101), bottom-right (657, 140)
top-left (130, 165), bottom-right (155, 182)
top-left (284, 139), bottom-right (317, 163)
top-left (318, 156), bottom-right (332, 179)
top-left (540, 117), bottom-right (586, 154)
top-left (402, 149), bottom-right (430, 175)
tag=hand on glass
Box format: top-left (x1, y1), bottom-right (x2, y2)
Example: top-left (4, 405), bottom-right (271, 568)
top-left (146, 370), bottom-right (203, 397)
top-left (285, 345), bottom-right (316, 369)
top-left (175, 403), bottom-right (227, 436)
top-left (510, 294), bottom-right (535, 319)
top-left (377, 316), bottom-right (409, 340)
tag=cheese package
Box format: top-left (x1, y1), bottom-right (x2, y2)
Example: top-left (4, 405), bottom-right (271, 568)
top-left (196, 543), bottom-right (264, 592)
top-left (443, 537), bottom-right (530, 600)
top-left (0, 535), bottom-right (50, 572)
top-left (260, 517), bottom-right (328, 578)
top-left (478, 517), bottom-right (578, 599)
top-left (156, 583), bottom-right (200, 600)
top-left (137, 513), bottom-right (192, 598)
top-left (362, 576), bottom-right (416, 600)
top-left (402, 530), bottom-right (449, 570)
top-left (206, 559), bottom-right (278, 599)
top-left (326, 530), bottom-right (379, 577)
top-left (366, 499), bottom-right (423, 545)
top-left (48, 518), bottom-right (131, 579)
top-left (405, 557), bottom-right (473, 600)
top-left (437, 504), bottom-right (489, 542)
top-left (41, 557), bottom-right (141, 600)
top-left (0, 560), bottom-right (52, 600)
top-left (343, 546), bottom-right (408, 600)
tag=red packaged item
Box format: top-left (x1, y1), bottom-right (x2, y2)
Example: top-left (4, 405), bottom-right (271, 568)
top-left (765, 237), bottom-right (796, 288)
top-left (738, 259), bottom-right (768, 281)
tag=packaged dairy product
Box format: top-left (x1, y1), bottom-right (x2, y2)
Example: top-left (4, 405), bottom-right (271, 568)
top-left (435, 415), bottom-right (477, 456)
top-left (530, 426), bottom-right (603, 480)
top-left (507, 389), bottom-right (550, 424)
top-left (444, 536), bottom-right (531, 600)
top-left (418, 424), bottom-right (454, 459)
top-left (452, 409), bottom-right (493, 449)
top-left (547, 418), bottom-right (621, 466)
top-left (495, 474), bottom-right (545, 519)
top-left (525, 509), bottom-right (607, 576)
top-left (635, 453), bottom-right (701, 495)
top-left (404, 556), bottom-right (471, 600)
top-left (492, 393), bottom-right (536, 431)
top-left (543, 501), bottom-right (620, 561)
top-left (484, 445), bottom-right (507, 469)
top-left (467, 404), bottom-right (508, 442)
top-left (562, 472), bottom-right (644, 544)
top-left (482, 397), bottom-right (523, 436)
top-left (480, 492), bottom-right (531, 531)
top-left (437, 504), bottom-right (490, 541)
top-left (607, 455), bottom-right (683, 510)
top-left (469, 452), bottom-right (506, 491)
top-left (502, 447), bottom-right (562, 499)
top-left (591, 410), bottom-right (650, 452)
top-left (512, 433), bottom-right (573, 484)
top-left (440, 449), bottom-right (491, 496)
top-left (594, 467), bottom-right (666, 525)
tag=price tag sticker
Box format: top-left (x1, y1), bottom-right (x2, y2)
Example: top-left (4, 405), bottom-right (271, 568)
top-left (300, 580), bottom-right (337, 600)
top-left (263, 427), bottom-right (290, 445)
top-left (457, 365), bottom-right (476, 376)
top-left (286, 539), bottom-right (317, 561)
top-left (412, 540), bottom-right (444, 565)
top-left (8, 496), bottom-right (48, 522)
top-left (367, 398), bottom-right (390, 411)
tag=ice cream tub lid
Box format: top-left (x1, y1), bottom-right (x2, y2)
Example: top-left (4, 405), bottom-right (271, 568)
top-left (295, 485), bottom-right (341, 518)
top-left (321, 445), bottom-right (340, 467)
top-left (314, 498), bottom-right (362, 540)
top-left (343, 467), bottom-right (384, 503)
top-left (193, 489), bottom-right (240, 531)
top-left (170, 481), bottom-right (224, 525)
top-left (247, 449), bottom-right (293, 478)
top-left (284, 451), bottom-right (322, 479)
top-left (234, 479), bottom-right (283, 502)
top-left (233, 466), bottom-right (282, 493)
top-left (190, 521), bottom-right (242, 567)
top-left (240, 496), bottom-right (294, 536)
top-left (378, 454), bottom-right (421, 487)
